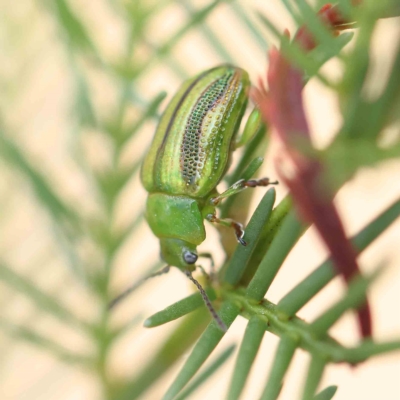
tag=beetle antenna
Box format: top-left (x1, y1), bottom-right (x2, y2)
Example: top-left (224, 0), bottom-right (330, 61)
top-left (109, 265), bottom-right (170, 310)
top-left (184, 270), bottom-right (227, 332)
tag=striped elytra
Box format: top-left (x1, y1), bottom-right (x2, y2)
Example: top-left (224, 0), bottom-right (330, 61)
top-left (141, 65), bottom-right (250, 199)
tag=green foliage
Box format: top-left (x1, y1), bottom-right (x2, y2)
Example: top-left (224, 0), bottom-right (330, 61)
top-left (144, 288), bottom-right (217, 328)
top-left (227, 316), bottom-right (267, 400)
top-left (0, 0), bottom-right (399, 399)
top-left (223, 188), bottom-right (276, 285)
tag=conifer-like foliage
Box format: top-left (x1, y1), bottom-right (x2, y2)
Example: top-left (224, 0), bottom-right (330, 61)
top-left (0, 1), bottom-right (399, 399)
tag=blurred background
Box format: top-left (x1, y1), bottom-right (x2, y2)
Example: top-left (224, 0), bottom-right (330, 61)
top-left (0, 0), bottom-right (399, 399)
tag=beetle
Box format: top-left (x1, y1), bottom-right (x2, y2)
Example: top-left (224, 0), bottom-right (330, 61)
top-left (111, 65), bottom-right (277, 329)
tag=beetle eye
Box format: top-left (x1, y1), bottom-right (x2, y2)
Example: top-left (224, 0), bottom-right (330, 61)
top-left (183, 251), bottom-right (198, 265)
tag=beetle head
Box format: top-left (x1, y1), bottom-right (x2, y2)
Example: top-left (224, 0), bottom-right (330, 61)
top-left (160, 238), bottom-right (198, 270)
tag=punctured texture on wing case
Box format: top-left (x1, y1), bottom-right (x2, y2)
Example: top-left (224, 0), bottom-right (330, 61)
top-left (141, 65), bottom-right (249, 198)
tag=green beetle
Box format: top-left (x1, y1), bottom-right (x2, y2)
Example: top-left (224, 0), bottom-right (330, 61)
top-left (111, 65), bottom-right (276, 328)
top-left (141, 65), bottom-right (274, 271)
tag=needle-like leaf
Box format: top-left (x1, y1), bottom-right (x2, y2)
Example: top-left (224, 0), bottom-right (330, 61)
top-left (0, 135), bottom-right (79, 229)
top-left (0, 318), bottom-right (93, 366)
top-left (260, 334), bottom-right (298, 400)
top-left (162, 301), bottom-right (240, 400)
top-left (313, 386), bottom-right (338, 400)
top-left (246, 211), bottom-right (304, 301)
top-left (116, 308), bottom-right (210, 400)
top-left (224, 188), bottom-right (276, 285)
top-left (144, 288), bottom-right (217, 328)
top-left (301, 354), bottom-right (326, 400)
top-left (0, 263), bottom-right (88, 331)
top-left (335, 340), bottom-right (400, 364)
top-left (310, 272), bottom-right (378, 337)
top-left (174, 345), bottom-right (236, 400)
top-left (227, 316), bottom-right (268, 400)
top-left (277, 198), bottom-right (400, 316)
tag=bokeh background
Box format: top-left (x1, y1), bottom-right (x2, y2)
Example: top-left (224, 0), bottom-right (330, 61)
top-left (0, 0), bottom-right (399, 399)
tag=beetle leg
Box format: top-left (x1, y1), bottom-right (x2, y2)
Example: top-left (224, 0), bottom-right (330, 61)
top-left (197, 264), bottom-right (210, 281)
top-left (198, 252), bottom-right (215, 268)
top-left (198, 252), bottom-right (216, 281)
top-left (206, 214), bottom-right (247, 246)
top-left (210, 178), bottom-right (278, 206)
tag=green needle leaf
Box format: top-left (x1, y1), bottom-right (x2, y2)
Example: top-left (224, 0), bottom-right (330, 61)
top-left (144, 288), bottom-right (217, 328)
top-left (182, 2), bottom-right (234, 63)
top-left (220, 125), bottom-right (269, 222)
top-left (0, 263), bottom-right (88, 331)
top-left (116, 308), bottom-right (210, 400)
top-left (313, 386), bottom-right (338, 400)
top-left (240, 195), bottom-right (292, 286)
top-left (306, 32), bottom-right (354, 83)
top-left (278, 261), bottom-right (336, 316)
top-left (0, 135), bottom-right (79, 228)
top-left (224, 124), bottom-right (268, 188)
top-left (0, 318), bottom-right (93, 366)
top-left (301, 354), bottom-right (326, 400)
top-left (227, 316), bottom-right (268, 400)
top-left (296, 0), bottom-right (337, 49)
top-left (230, 2), bottom-right (268, 50)
top-left (54, 0), bottom-right (98, 54)
top-left (363, 45), bottom-right (400, 139)
top-left (241, 156), bottom-right (265, 181)
top-left (174, 345), bottom-right (236, 400)
top-left (128, 0), bottom-right (226, 80)
top-left (310, 272), bottom-right (378, 337)
top-left (115, 91), bottom-right (167, 149)
top-left (111, 314), bottom-right (143, 342)
top-left (246, 211), bottom-right (304, 301)
top-left (260, 334), bottom-right (298, 400)
top-left (162, 301), bottom-right (240, 400)
top-left (224, 188), bottom-right (276, 285)
top-left (257, 13), bottom-right (330, 85)
top-left (338, 6), bottom-right (375, 140)
top-left (277, 198), bottom-right (400, 316)
top-left (336, 340), bottom-right (400, 364)
top-left (73, 67), bottom-right (97, 129)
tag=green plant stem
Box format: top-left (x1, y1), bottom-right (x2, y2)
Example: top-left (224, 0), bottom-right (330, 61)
top-left (339, 340), bottom-right (400, 363)
top-left (223, 289), bottom-right (400, 364)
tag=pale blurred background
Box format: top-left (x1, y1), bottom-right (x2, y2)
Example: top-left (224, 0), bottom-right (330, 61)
top-left (0, 0), bottom-right (399, 399)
